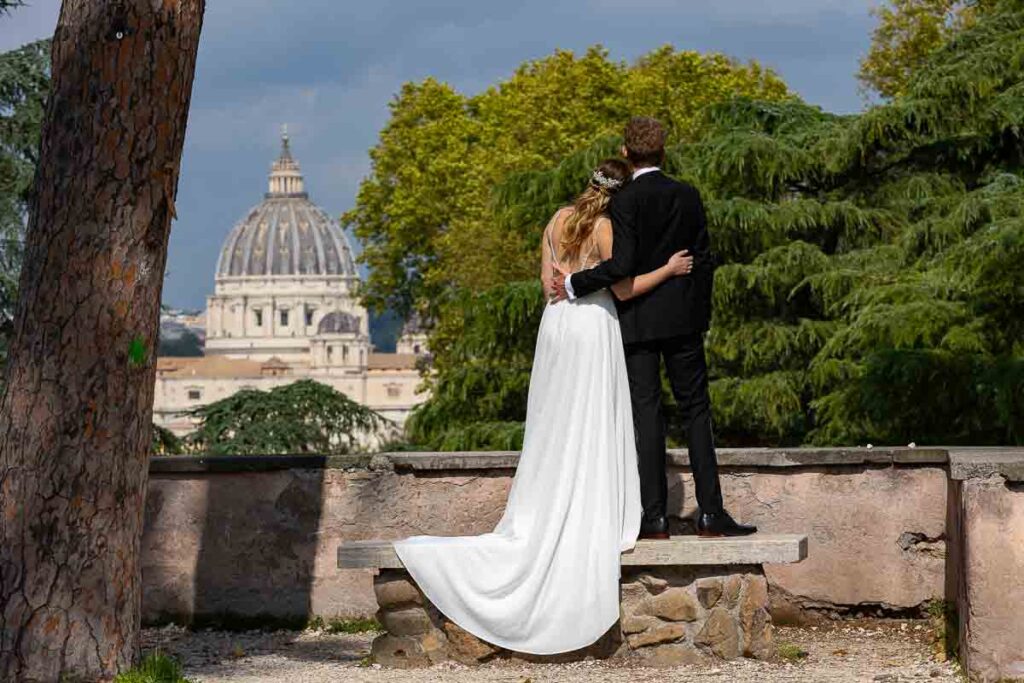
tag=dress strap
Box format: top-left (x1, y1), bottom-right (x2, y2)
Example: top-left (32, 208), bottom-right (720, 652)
top-left (547, 224), bottom-right (559, 267)
top-left (546, 210), bottom-right (564, 268)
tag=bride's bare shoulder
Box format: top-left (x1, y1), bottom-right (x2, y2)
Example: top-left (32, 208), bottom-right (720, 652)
top-left (547, 205), bottom-right (574, 233)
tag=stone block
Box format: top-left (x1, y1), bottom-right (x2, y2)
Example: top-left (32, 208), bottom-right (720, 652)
top-left (442, 619), bottom-right (498, 663)
top-left (740, 574), bottom-right (768, 633)
top-left (744, 608), bottom-right (774, 659)
top-left (637, 572), bottom-right (669, 593)
top-left (722, 575), bottom-right (742, 608)
top-left (378, 607), bottom-right (432, 637)
top-left (626, 623), bottom-right (687, 648)
top-left (374, 572), bottom-right (423, 608)
top-left (370, 631), bottom-right (448, 668)
top-left (622, 615), bottom-right (658, 635)
top-left (953, 477), bottom-right (1024, 681)
top-left (645, 588), bottom-right (700, 622)
top-left (696, 607), bottom-right (741, 660)
top-left (697, 578), bottom-right (723, 608)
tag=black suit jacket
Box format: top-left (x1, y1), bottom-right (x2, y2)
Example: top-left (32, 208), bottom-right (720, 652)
top-left (570, 170), bottom-right (715, 345)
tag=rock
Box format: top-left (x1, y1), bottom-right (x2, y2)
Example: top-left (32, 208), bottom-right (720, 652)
top-left (622, 615), bottom-right (658, 635)
top-left (697, 578), bottom-right (723, 609)
top-left (722, 575), bottom-right (742, 608)
top-left (696, 607), bottom-right (741, 659)
top-left (378, 607), bottom-right (433, 637)
top-left (637, 573), bottom-right (670, 594)
top-left (626, 623), bottom-right (687, 649)
top-left (442, 620), bottom-right (497, 663)
top-left (418, 630), bottom-right (449, 663)
top-left (639, 643), bottom-right (711, 667)
top-left (621, 581), bottom-right (648, 603)
top-left (646, 588), bottom-right (699, 622)
top-left (740, 574), bottom-right (769, 635)
top-left (370, 631), bottom-right (448, 668)
top-left (374, 574), bottom-right (423, 608)
top-left (743, 608), bottom-right (774, 659)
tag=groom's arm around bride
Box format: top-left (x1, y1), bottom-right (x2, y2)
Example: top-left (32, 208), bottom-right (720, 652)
top-left (552, 116), bottom-right (757, 540)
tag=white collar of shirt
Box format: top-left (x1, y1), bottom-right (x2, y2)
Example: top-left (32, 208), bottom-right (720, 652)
top-left (632, 166), bottom-right (660, 180)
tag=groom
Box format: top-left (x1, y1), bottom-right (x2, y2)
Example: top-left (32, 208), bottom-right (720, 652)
top-left (551, 116), bottom-right (756, 540)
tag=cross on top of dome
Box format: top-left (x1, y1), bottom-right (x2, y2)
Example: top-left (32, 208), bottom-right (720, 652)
top-left (268, 124), bottom-right (305, 197)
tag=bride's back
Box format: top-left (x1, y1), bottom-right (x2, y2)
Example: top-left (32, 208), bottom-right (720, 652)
top-left (547, 206), bottom-right (604, 273)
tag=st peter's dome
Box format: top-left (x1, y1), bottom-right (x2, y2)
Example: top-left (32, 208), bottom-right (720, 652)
top-left (215, 129), bottom-right (357, 279)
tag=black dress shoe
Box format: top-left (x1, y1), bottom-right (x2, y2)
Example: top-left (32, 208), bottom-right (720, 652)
top-left (639, 515), bottom-right (670, 540)
top-left (696, 510), bottom-right (757, 538)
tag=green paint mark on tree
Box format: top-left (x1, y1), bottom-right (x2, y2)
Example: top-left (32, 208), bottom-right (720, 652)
top-left (128, 335), bottom-right (147, 367)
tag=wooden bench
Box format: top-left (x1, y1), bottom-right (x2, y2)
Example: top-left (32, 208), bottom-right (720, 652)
top-left (339, 534), bottom-right (807, 668)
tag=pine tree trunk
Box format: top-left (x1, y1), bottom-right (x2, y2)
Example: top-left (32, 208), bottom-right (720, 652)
top-left (0, 1), bottom-right (204, 680)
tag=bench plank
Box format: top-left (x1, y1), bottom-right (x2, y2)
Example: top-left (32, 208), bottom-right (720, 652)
top-left (338, 534), bottom-right (807, 569)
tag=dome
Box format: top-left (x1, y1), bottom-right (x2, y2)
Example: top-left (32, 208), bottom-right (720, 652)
top-left (215, 128), bottom-right (357, 278)
top-left (317, 310), bottom-right (361, 335)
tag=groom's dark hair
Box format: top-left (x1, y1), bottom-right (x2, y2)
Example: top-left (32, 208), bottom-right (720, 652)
top-left (624, 117), bottom-right (666, 168)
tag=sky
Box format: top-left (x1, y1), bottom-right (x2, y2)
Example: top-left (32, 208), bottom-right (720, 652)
top-left (2, 1), bottom-right (878, 310)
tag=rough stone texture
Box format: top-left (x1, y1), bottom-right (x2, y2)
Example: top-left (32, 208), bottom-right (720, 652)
top-left (377, 607), bottom-right (432, 637)
top-left (744, 608), bottom-right (774, 659)
top-left (442, 620), bottom-right (498, 663)
top-left (948, 447), bottom-right (1024, 483)
top-left (643, 589), bottom-right (700, 622)
top-left (369, 566), bottom-right (774, 667)
top-left (142, 454), bottom-right (944, 625)
top-left (723, 575), bottom-right (743, 608)
top-left (373, 571), bottom-right (423, 608)
top-left (621, 615), bottom-right (659, 635)
top-left (626, 623), bottom-right (687, 648)
top-left (370, 631), bottom-right (448, 669)
top-left (696, 607), bottom-right (742, 659)
top-left (952, 477), bottom-right (1024, 682)
top-left (142, 467), bottom-right (512, 624)
top-left (669, 466), bottom-right (949, 616)
top-left (697, 578), bottom-right (723, 608)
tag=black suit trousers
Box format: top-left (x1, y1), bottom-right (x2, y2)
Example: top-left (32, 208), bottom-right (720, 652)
top-left (624, 332), bottom-right (724, 521)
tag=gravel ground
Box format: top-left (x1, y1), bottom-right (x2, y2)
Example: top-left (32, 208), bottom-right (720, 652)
top-left (142, 619), bottom-right (962, 683)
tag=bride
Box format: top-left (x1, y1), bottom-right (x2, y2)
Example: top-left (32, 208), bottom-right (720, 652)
top-left (393, 158), bottom-right (695, 655)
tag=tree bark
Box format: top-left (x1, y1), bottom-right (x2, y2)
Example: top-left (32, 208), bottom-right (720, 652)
top-left (0, 1), bottom-right (204, 680)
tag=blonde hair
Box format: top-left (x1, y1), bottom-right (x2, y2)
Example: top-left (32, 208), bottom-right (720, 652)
top-left (559, 158), bottom-right (631, 266)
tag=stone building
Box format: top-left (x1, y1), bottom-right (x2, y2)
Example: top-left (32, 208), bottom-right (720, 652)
top-left (153, 130), bottom-right (429, 439)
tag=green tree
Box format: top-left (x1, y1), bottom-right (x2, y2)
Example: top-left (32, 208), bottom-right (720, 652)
top-left (345, 46), bottom-right (790, 319)
top-left (151, 423), bottom-right (184, 455)
top-left (0, 37), bottom-right (49, 371)
top-left (857, 0), bottom-right (996, 99)
top-left (183, 379), bottom-right (389, 455)
top-left (410, 0), bottom-right (1024, 449)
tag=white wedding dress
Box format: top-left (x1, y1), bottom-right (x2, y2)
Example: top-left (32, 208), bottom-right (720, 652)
top-left (393, 223), bottom-right (642, 655)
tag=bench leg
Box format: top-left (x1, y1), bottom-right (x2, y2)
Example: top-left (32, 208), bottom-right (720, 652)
top-left (620, 565), bottom-right (774, 665)
top-left (370, 565), bottom-right (773, 667)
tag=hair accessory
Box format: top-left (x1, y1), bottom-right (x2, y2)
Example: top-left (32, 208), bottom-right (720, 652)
top-left (591, 170), bottom-right (623, 190)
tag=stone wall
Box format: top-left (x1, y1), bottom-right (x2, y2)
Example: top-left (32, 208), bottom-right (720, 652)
top-left (948, 450), bottom-right (1024, 682)
top-left (142, 448), bottom-right (950, 626)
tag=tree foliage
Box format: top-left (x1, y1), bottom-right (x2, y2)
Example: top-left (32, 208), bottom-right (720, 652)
top-left (345, 46), bottom-right (791, 319)
top-left (409, 0), bottom-right (1024, 449)
top-left (182, 379), bottom-right (389, 455)
top-left (857, 0), bottom-right (996, 99)
top-left (0, 37), bottom-right (49, 369)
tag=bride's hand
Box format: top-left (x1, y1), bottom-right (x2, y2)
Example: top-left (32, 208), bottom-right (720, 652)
top-left (666, 250), bottom-right (693, 276)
